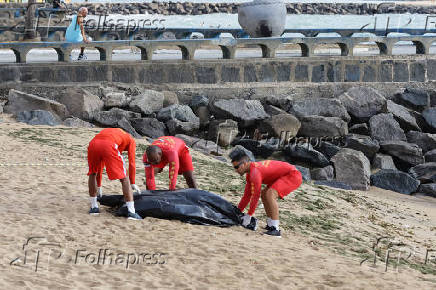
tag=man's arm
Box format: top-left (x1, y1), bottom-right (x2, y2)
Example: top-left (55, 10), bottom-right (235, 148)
top-left (247, 170), bottom-right (262, 216)
top-left (127, 139), bottom-right (136, 185)
top-left (238, 181), bottom-right (251, 212)
top-left (78, 15), bottom-right (89, 43)
top-left (145, 163), bottom-right (156, 190)
top-left (167, 151), bottom-right (179, 190)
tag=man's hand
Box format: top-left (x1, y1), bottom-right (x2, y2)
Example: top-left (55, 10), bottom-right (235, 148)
top-left (83, 38), bottom-right (90, 44)
top-left (97, 187), bottom-right (102, 198)
top-left (241, 214), bottom-right (258, 231)
top-left (131, 184), bottom-right (141, 194)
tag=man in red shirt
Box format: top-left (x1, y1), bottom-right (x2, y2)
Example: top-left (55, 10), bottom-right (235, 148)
top-left (87, 128), bottom-right (142, 219)
top-left (231, 152), bottom-right (302, 237)
top-left (143, 136), bottom-right (197, 191)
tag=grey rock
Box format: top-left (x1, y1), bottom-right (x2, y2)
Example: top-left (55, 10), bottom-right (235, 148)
top-left (229, 145), bottom-right (256, 162)
top-left (54, 87), bottom-right (103, 121)
top-left (299, 116), bottom-right (348, 137)
top-left (311, 165), bottom-right (334, 181)
top-left (16, 110), bottom-right (60, 126)
top-left (409, 162), bottom-right (436, 183)
top-left (395, 88), bottom-right (429, 112)
top-left (210, 99), bottom-right (269, 127)
top-left (258, 113), bottom-right (301, 138)
top-left (406, 131), bottom-right (436, 153)
top-left (130, 118), bottom-right (167, 138)
top-left (162, 91), bottom-right (179, 107)
top-left (349, 123), bottom-right (369, 136)
top-left (372, 153), bottom-right (397, 170)
top-left (194, 106), bottom-right (210, 128)
top-left (338, 86), bottom-right (386, 122)
top-left (369, 113), bottom-right (407, 142)
top-left (370, 169), bottom-right (420, 194)
top-left (345, 134), bottom-right (380, 160)
top-left (157, 104), bottom-right (199, 123)
top-left (0, 100), bottom-right (6, 113)
top-left (129, 90), bottom-right (164, 115)
top-left (417, 183), bottom-right (436, 197)
top-left (117, 117), bottom-right (141, 139)
top-left (289, 98), bottom-right (350, 122)
top-left (175, 134), bottom-right (223, 155)
top-left (331, 148), bottom-right (371, 190)
top-left (264, 104), bottom-right (287, 116)
top-left (208, 119), bottom-right (239, 147)
top-left (233, 139), bottom-right (276, 159)
top-left (94, 108), bottom-right (141, 126)
top-left (380, 140), bottom-right (424, 171)
top-left (63, 117), bottom-right (94, 128)
top-left (166, 119), bottom-right (199, 135)
top-left (295, 165), bottom-right (311, 182)
top-left (425, 149), bottom-right (436, 162)
top-left (315, 141), bottom-right (341, 160)
top-left (6, 89), bottom-right (68, 120)
top-left (283, 144), bottom-right (330, 168)
top-left (422, 107), bottom-right (436, 133)
top-left (314, 180), bottom-right (353, 190)
top-left (103, 92), bottom-right (129, 108)
top-left (384, 100), bottom-right (420, 132)
top-left (190, 95), bottom-right (209, 109)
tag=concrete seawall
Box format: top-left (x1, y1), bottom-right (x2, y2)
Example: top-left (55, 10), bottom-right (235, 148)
top-left (2, 55), bottom-right (436, 85)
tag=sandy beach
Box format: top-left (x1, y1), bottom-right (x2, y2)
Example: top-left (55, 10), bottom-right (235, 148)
top-left (0, 112), bottom-right (435, 289)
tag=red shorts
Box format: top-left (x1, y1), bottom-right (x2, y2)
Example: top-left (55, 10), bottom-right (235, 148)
top-left (87, 139), bottom-right (127, 180)
top-left (178, 147), bottom-right (194, 174)
top-left (270, 170), bottom-right (302, 199)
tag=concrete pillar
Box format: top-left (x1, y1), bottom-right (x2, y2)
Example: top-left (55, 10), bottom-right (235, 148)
top-left (260, 44), bottom-right (276, 58)
top-left (179, 45), bottom-right (196, 60)
top-left (96, 47), bottom-right (112, 61)
top-left (220, 46), bottom-right (236, 59)
top-left (412, 41), bottom-right (429, 55)
top-left (338, 43), bottom-right (351, 56)
top-left (54, 48), bottom-right (65, 62)
top-left (299, 43), bottom-right (312, 57)
top-left (14, 48), bottom-right (29, 63)
top-left (376, 41), bottom-right (392, 55)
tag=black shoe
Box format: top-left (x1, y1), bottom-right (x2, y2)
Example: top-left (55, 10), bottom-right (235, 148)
top-left (89, 207), bottom-right (100, 215)
top-left (77, 53), bottom-right (87, 61)
top-left (264, 225), bottom-right (274, 231)
top-left (127, 211), bottom-right (142, 220)
top-left (244, 216), bottom-right (258, 231)
top-left (264, 227), bottom-right (281, 238)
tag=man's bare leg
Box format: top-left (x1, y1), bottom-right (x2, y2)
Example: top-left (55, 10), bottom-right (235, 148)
top-left (182, 171), bottom-right (197, 188)
top-left (261, 187), bottom-right (272, 218)
top-left (88, 173), bottom-right (98, 197)
top-left (120, 177), bottom-right (133, 202)
top-left (264, 188), bottom-right (279, 220)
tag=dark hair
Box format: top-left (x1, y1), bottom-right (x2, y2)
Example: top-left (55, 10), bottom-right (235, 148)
top-left (229, 151), bottom-right (249, 163)
top-left (146, 145), bottom-right (161, 156)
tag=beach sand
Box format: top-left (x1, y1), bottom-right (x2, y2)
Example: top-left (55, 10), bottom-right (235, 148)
top-left (0, 112), bottom-right (435, 289)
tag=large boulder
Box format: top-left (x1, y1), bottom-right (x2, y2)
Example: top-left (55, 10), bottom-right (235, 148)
top-left (409, 162), bottom-right (436, 183)
top-left (102, 92), bottom-right (129, 108)
top-left (422, 107), bottom-right (436, 133)
top-left (166, 119), bottom-right (200, 135)
top-left (369, 113), bottom-right (407, 142)
top-left (283, 144), bottom-right (330, 168)
top-left (208, 119), bottom-right (239, 147)
top-left (299, 116), bottom-right (348, 137)
top-left (370, 169), bottom-right (420, 194)
top-left (130, 118), bottom-right (167, 138)
top-left (380, 141), bottom-right (424, 171)
top-left (384, 100), bottom-right (420, 132)
top-left (338, 86), bottom-right (386, 122)
top-left (233, 139), bottom-right (276, 159)
top-left (258, 113), bottom-right (301, 138)
top-left (289, 98), bottom-right (350, 122)
top-left (316, 141), bottom-right (341, 160)
top-left (175, 134), bottom-right (223, 155)
top-left (128, 90), bottom-right (164, 115)
top-left (331, 148), bottom-right (371, 190)
top-left (190, 95), bottom-right (209, 109)
top-left (406, 131), bottom-right (436, 153)
top-left (344, 134), bottom-right (380, 160)
top-left (311, 165), bottom-right (334, 181)
top-left (349, 123), bottom-right (369, 136)
top-left (295, 165), bottom-right (311, 182)
top-left (94, 108), bottom-right (141, 126)
top-left (16, 110), bottom-right (60, 126)
top-left (210, 99), bottom-right (269, 127)
top-left (157, 105), bottom-right (200, 135)
top-left (425, 149), bottom-right (436, 163)
top-left (162, 91), bottom-right (179, 107)
top-left (194, 106), bottom-right (211, 128)
top-left (372, 153), bottom-right (397, 171)
top-left (53, 87), bottom-right (103, 121)
top-left (264, 104), bottom-right (287, 116)
top-left (417, 183), bottom-right (436, 197)
top-left (63, 117), bottom-right (94, 128)
top-left (5, 89), bottom-right (68, 120)
top-left (395, 88), bottom-right (429, 112)
top-left (117, 117), bottom-right (141, 139)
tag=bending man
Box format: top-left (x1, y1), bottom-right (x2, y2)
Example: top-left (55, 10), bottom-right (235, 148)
top-left (143, 136), bottom-right (197, 191)
top-left (231, 152), bottom-right (302, 237)
top-left (87, 128), bottom-right (142, 219)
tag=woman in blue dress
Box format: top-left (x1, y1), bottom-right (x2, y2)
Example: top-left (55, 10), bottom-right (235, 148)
top-left (65, 7), bottom-right (90, 60)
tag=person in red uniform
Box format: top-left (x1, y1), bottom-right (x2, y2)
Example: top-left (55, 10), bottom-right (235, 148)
top-left (231, 151), bottom-right (302, 237)
top-left (87, 128), bottom-right (142, 219)
top-left (143, 136), bottom-right (197, 191)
